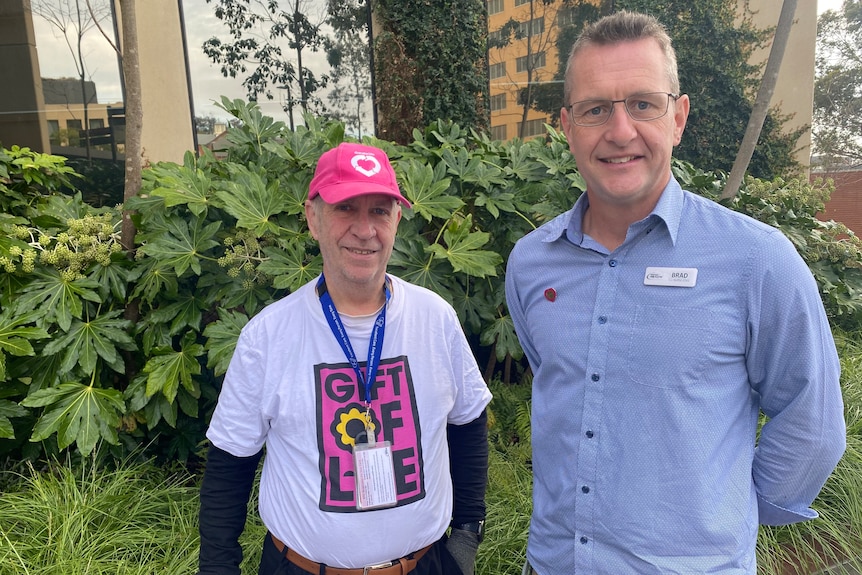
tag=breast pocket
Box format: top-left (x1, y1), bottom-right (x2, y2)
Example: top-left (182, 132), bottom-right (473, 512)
top-left (626, 305), bottom-right (714, 389)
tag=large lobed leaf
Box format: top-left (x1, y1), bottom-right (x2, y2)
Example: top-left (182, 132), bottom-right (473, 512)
top-left (427, 215), bottom-right (502, 278)
top-left (137, 216), bottom-right (221, 276)
top-left (143, 332), bottom-right (204, 404)
top-left (202, 308), bottom-right (250, 377)
top-left (215, 166), bottom-right (292, 235)
top-left (148, 158), bottom-right (216, 217)
top-left (15, 271), bottom-right (102, 332)
top-left (41, 310), bottom-right (134, 376)
top-left (22, 383), bottom-right (126, 455)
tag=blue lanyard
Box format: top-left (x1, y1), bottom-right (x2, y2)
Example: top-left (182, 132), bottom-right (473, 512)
top-left (317, 275), bottom-right (390, 406)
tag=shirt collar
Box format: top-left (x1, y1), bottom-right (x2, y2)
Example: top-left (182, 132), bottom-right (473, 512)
top-left (541, 176), bottom-right (685, 247)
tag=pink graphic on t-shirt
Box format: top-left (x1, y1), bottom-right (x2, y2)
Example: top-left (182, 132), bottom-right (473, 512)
top-left (315, 355), bottom-right (425, 511)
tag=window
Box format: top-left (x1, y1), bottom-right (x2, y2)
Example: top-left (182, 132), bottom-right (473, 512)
top-left (488, 29), bottom-right (503, 44)
top-left (89, 118), bottom-right (105, 129)
top-left (519, 17), bottom-right (545, 37)
top-left (557, 7), bottom-right (576, 27)
top-left (489, 62), bottom-right (506, 80)
top-left (490, 93), bottom-right (507, 111)
top-left (488, 0), bottom-right (504, 14)
top-left (47, 120), bottom-right (59, 136)
top-left (65, 119), bottom-right (82, 146)
top-left (516, 51), bottom-right (546, 73)
top-left (515, 0), bottom-right (530, 6)
top-left (517, 118), bottom-right (547, 138)
top-left (490, 125), bottom-right (507, 141)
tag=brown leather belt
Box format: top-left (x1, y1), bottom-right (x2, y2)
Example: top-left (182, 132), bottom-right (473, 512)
top-left (271, 533), bottom-right (432, 575)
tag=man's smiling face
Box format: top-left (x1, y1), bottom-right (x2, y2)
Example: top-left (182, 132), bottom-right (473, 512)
top-left (305, 193), bottom-right (401, 300)
top-left (561, 38), bottom-right (689, 214)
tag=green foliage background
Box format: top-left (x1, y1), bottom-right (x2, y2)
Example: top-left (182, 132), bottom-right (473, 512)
top-left (0, 99), bottom-right (860, 465)
top-left (373, 0), bottom-right (490, 143)
top-left (814, 0), bottom-right (862, 169)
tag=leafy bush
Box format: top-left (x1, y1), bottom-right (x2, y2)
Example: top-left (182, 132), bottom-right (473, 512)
top-left (0, 99), bottom-right (860, 466)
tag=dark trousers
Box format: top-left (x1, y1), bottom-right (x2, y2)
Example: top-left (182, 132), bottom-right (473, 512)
top-left (257, 532), bottom-right (464, 575)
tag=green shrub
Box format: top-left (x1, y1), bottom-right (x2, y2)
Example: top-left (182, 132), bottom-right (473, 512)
top-left (673, 161), bottom-right (862, 326)
top-left (0, 99), bottom-right (860, 468)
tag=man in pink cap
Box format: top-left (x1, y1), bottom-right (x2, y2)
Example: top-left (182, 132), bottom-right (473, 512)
top-left (198, 142), bottom-right (492, 575)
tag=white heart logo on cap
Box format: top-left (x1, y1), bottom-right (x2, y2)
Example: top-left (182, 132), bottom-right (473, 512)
top-left (351, 153), bottom-right (382, 177)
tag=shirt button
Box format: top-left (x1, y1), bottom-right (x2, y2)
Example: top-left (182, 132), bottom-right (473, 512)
top-left (581, 485), bottom-right (590, 494)
top-left (580, 536), bottom-right (589, 544)
top-left (608, 259), bottom-right (618, 267)
top-left (591, 373), bottom-right (600, 382)
top-left (585, 430), bottom-right (594, 438)
top-left (598, 316), bottom-right (607, 324)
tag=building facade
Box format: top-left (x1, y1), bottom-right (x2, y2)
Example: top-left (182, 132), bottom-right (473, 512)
top-left (487, 0), bottom-right (570, 142)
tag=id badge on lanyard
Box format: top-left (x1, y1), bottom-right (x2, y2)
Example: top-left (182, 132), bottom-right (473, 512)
top-left (353, 439), bottom-right (398, 510)
top-left (318, 275), bottom-right (398, 510)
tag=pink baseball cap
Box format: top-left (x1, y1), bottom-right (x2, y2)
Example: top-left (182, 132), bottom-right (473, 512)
top-left (308, 143), bottom-right (411, 208)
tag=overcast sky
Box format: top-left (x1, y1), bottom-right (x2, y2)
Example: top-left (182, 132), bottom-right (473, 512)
top-left (32, 0), bottom-right (845, 126)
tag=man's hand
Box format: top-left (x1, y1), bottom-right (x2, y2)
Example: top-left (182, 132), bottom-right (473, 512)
top-left (445, 528), bottom-right (480, 575)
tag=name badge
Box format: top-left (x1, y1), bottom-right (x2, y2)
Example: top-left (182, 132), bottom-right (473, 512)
top-left (643, 267), bottom-right (698, 287)
top-left (353, 441), bottom-right (398, 510)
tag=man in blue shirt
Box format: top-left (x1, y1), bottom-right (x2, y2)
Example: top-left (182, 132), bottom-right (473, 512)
top-left (505, 11), bottom-right (846, 575)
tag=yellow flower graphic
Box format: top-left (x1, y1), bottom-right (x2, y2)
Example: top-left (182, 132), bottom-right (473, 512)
top-left (335, 407), bottom-right (375, 447)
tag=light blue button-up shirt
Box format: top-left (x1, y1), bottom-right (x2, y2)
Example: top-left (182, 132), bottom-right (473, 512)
top-left (505, 177), bottom-right (846, 575)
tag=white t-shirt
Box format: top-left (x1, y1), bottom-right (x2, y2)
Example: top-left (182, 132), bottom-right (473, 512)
top-left (207, 274), bottom-right (492, 568)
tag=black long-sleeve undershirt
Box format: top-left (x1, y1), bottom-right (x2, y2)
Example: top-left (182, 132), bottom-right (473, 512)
top-left (448, 408), bottom-right (489, 525)
top-left (197, 445), bottom-right (262, 575)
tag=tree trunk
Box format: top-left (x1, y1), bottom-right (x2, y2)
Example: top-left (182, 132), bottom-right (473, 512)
top-left (518, 0), bottom-right (536, 140)
top-left (118, 0), bottom-right (142, 381)
top-left (118, 0), bottom-right (141, 250)
top-left (293, 0), bottom-right (308, 114)
top-left (721, 0), bottom-right (798, 200)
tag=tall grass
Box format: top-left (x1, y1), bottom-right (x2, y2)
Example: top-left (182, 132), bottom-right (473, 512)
top-left (0, 457), bottom-right (201, 575)
top-left (477, 445), bottom-right (532, 575)
top-left (0, 454), bottom-right (272, 575)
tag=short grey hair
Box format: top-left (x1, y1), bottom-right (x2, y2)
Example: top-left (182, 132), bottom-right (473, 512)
top-left (563, 11), bottom-right (680, 105)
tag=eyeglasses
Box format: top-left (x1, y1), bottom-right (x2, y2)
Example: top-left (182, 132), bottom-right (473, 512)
top-left (566, 92), bottom-right (680, 127)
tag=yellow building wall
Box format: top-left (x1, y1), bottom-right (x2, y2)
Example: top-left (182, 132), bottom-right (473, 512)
top-left (129, 0), bottom-right (195, 163)
top-left (44, 102), bottom-right (123, 151)
top-left (488, 0), bottom-right (568, 141)
top-left (746, 0), bottom-right (816, 168)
